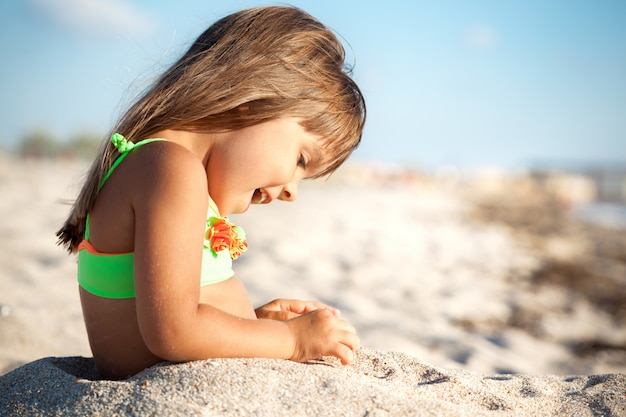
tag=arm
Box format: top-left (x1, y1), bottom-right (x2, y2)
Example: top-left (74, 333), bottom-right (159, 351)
top-left (129, 144), bottom-right (357, 364)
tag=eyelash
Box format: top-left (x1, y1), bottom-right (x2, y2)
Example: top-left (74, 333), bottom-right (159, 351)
top-left (298, 154), bottom-right (307, 169)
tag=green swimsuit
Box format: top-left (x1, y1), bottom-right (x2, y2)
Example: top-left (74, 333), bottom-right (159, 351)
top-left (77, 134), bottom-right (246, 299)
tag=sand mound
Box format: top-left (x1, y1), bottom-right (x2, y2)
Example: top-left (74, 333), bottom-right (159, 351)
top-left (1, 348), bottom-right (624, 417)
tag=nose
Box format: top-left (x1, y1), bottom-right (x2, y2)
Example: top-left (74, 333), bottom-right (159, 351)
top-left (278, 182), bottom-right (298, 202)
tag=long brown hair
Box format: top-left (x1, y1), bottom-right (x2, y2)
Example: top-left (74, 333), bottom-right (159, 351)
top-left (57, 6), bottom-right (366, 253)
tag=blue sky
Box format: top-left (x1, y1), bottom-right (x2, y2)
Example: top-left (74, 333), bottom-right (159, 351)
top-left (1, 0), bottom-right (625, 171)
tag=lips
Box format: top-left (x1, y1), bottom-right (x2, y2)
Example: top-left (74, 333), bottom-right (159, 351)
top-left (251, 188), bottom-right (270, 204)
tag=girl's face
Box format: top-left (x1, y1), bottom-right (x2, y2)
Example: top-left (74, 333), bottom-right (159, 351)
top-left (207, 117), bottom-right (324, 215)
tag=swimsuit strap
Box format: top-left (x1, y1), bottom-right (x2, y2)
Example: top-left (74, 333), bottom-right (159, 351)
top-left (99, 134), bottom-right (167, 190)
top-left (85, 134), bottom-right (167, 240)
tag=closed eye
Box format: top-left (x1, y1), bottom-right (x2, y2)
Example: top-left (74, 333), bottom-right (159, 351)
top-left (298, 154), bottom-right (307, 169)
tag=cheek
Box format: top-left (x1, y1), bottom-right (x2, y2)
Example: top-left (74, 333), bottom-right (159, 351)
top-left (267, 164), bottom-right (296, 186)
top-left (271, 149), bottom-right (300, 180)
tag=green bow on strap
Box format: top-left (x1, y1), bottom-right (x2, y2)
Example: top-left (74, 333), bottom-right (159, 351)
top-left (111, 133), bottom-right (135, 153)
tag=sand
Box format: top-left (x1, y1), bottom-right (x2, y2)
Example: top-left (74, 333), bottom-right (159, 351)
top-left (2, 348), bottom-right (625, 417)
top-left (1, 156), bottom-right (625, 415)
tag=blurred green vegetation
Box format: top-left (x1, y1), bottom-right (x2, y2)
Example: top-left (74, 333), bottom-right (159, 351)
top-left (17, 130), bottom-right (102, 159)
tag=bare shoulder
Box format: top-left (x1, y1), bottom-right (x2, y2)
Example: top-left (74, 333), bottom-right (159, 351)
top-left (129, 141), bottom-right (208, 203)
top-left (129, 140), bottom-right (209, 260)
top-left (134, 141), bottom-right (206, 185)
top-left (89, 140), bottom-right (207, 252)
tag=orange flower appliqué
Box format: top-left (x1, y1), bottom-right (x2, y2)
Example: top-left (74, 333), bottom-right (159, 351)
top-left (205, 217), bottom-right (248, 260)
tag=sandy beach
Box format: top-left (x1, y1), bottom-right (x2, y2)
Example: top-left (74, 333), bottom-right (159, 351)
top-left (1, 155), bottom-right (625, 415)
top-left (3, 348), bottom-right (625, 416)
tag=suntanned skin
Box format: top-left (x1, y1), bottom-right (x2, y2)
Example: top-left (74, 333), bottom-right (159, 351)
top-left (80, 120), bottom-right (358, 379)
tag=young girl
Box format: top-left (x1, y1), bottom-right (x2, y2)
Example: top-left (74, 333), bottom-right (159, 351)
top-left (57, 6), bottom-right (365, 379)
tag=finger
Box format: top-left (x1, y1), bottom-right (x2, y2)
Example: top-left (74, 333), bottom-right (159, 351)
top-left (335, 343), bottom-right (355, 366)
top-left (281, 310), bottom-right (299, 320)
top-left (261, 299), bottom-right (341, 318)
top-left (298, 301), bottom-right (341, 317)
top-left (254, 299), bottom-right (282, 314)
top-left (341, 330), bottom-right (360, 352)
top-left (282, 299), bottom-right (310, 314)
top-left (258, 299), bottom-right (314, 317)
top-left (279, 300), bottom-right (335, 316)
top-left (268, 310), bottom-right (298, 321)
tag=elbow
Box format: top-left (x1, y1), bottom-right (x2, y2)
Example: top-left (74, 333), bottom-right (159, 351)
top-left (145, 338), bottom-right (184, 362)
top-left (140, 323), bottom-right (194, 362)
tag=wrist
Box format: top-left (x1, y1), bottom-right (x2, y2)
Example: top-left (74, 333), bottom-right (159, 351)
top-left (279, 319), bottom-right (297, 361)
top-left (259, 318), bottom-right (296, 360)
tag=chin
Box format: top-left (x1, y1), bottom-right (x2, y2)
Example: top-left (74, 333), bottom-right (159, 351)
top-left (233, 202), bottom-right (251, 214)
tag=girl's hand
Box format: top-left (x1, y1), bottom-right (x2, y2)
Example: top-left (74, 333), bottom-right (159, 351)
top-left (286, 308), bottom-right (359, 365)
top-left (255, 299), bottom-right (341, 321)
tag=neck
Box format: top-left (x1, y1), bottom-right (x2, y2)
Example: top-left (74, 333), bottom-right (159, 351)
top-left (152, 129), bottom-right (216, 165)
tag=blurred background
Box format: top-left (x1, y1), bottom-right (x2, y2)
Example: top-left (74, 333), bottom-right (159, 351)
top-left (1, 1), bottom-right (624, 168)
top-left (1, 0), bottom-right (625, 217)
top-left (0, 0), bottom-right (625, 375)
